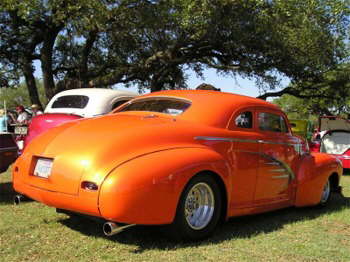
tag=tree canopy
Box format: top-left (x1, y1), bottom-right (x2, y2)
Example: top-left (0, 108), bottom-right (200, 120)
top-left (0, 0), bottom-right (349, 107)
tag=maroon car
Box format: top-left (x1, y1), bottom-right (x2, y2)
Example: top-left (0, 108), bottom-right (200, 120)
top-left (0, 133), bottom-right (18, 173)
top-left (310, 116), bottom-right (350, 169)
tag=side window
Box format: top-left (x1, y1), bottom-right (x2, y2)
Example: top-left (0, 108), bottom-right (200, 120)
top-left (258, 112), bottom-right (288, 133)
top-left (235, 111), bottom-right (253, 128)
top-left (111, 100), bottom-right (129, 111)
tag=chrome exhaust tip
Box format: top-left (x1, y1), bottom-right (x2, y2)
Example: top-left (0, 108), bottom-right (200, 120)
top-left (103, 222), bottom-right (136, 236)
top-left (14, 194), bottom-right (25, 205)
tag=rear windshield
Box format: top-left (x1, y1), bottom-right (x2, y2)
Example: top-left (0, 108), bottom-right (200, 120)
top-left (118, 98), bottom-right (191, 116)
top-left (51, 95), bottom-right (89, 109)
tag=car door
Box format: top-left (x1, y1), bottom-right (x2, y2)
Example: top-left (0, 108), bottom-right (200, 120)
top-left (228, 108), bottom-right (260, 207)
top-left (254, 110), bottom-right (296, 203)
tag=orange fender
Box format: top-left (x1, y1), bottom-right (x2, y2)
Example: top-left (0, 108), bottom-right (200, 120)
top-left (295, 152), bottom-right (342, 207)
top-left (98, 147), bottom-right (230, 225)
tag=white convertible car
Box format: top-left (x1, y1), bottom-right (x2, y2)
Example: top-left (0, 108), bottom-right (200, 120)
top-left (21, 88), bottom-right (138, 151)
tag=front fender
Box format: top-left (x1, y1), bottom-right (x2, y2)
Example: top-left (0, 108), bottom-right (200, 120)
top-left (98, 147), bottom-right (230, 225)
top-left (295, 152), bottom-right (342, 207)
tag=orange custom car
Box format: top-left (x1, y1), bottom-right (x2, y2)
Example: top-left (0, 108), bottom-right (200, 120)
top-left (12, 90), bottom-right (342, 241)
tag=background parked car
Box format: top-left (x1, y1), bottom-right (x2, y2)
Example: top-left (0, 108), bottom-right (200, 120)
top-left (19, 88), bottom-right (138, 151)
top-left (289, 119), bottom-right (314, 141)
top-left (13, 90), bottom-right (342, 241)
top-left (310, 116), bottom-right (350, 169)
top-left (0, 133), bottom-right (18, 173)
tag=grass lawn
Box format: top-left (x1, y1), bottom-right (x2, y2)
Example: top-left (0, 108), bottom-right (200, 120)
top-left (1, 168), bottom-right (349, 262)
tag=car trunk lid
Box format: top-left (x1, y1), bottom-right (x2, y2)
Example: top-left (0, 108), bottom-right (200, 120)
top-left (22, 113), bottom-right (183, 195)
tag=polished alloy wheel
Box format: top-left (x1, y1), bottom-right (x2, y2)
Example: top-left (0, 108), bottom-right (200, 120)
top-left (184, 182), bottom-right (215, 230)
top-left (320, 180), bottom-right (331, 204)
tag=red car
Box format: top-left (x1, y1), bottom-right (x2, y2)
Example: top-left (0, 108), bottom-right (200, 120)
top-left (19, 88), bottom-right (137, 152)
top-left (310, 116), bottom-right (350, 169)
top-left (0, 133), bottom-right (18, 173)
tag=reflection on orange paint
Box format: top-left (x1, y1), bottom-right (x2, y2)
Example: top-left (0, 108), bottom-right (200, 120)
top-left (12, 90), bottom-right (342, 225)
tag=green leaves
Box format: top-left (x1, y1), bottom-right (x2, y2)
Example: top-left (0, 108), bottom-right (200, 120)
top-left (1, 0), bottom-right (349, 103)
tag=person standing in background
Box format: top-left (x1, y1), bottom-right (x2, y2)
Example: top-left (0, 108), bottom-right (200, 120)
top-left (31, 104), bottom-right (43, 117)
top-left (11, 105), bottom-right (30, 124)
top-left (0, 109), bottom-right (8, 132)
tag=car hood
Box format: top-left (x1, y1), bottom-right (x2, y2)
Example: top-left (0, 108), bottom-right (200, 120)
top-left (19, 113), bottom-right (208, 195)
top-left (320, 117), bottom-right (350, 132)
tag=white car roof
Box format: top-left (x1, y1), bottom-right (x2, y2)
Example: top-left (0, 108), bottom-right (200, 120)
top-left (45, 88), bottom-right (138, 117)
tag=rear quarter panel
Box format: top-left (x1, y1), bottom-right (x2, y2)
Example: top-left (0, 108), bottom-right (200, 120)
top-left (98, 147), bottom-right (230, 225)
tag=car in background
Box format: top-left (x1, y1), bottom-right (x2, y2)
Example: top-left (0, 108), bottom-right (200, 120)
top-left (310, 116), bottom-right (350, 169)
top-left (289, 119), bottom-right (314, 141)
top-left (0, 133), bottom-right (18, 173)
top-left (19, 88), bottom-right (138, 151)
top-left (13, 90), bottom-right (342, 241)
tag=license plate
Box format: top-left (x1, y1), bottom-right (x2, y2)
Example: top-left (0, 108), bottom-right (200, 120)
top-left (14, 126), bottom-right (28, 135)
top-left (34, 158), bottom-right (53, 178)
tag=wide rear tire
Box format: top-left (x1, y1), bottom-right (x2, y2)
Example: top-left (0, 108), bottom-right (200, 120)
top-left (168, 174), bottom-right (222, 241)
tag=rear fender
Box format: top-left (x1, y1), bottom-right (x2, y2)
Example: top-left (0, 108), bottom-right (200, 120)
top-left (295, 152), bottom-right (342, 207)
top-left (98, 147), bottom-right (230, 225)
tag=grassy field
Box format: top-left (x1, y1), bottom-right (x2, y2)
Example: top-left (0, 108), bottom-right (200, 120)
top-left (1, 169), bottom-right (349, 262)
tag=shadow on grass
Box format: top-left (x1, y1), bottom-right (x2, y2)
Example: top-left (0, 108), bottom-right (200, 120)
top-left (58, 193), bottom-right (350, 253)
top-left (343, 168), bottom-right (350, 176)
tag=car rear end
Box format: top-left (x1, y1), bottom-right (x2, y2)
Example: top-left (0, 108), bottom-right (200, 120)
top-left (0, 133), bottom-right (18, 173)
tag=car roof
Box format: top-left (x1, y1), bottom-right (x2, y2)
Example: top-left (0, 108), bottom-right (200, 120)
top-left (45, 88), bottom-right (138, 117)
top-left (125, 90), bottom-right (281, 128)
top-left (51, 88), bottom-right (137, 98)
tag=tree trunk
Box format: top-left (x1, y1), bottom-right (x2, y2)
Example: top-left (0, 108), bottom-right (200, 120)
top-left (41, 27), bottom-right (61, 100)
top-left (22, 59), bottom-right (43, 108)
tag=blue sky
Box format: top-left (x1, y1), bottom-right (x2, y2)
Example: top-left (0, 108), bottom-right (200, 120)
top-left (34, 61), bottom-right (286, 98)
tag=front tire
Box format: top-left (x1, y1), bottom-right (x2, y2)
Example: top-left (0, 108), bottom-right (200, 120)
top-left (169, 174), bottom-right (222, 241)
top-left (319, 178), bottom-right (331, 206)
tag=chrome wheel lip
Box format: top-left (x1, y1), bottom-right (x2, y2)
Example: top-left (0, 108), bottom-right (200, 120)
top-left (320, 180), bottom-right (331, 204)
top-left (184, 182), bottom-right (215, 230)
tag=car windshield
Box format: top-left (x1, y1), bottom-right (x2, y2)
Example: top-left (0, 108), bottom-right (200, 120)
top-left (321, 131), bottom-right (350, 155)
top-left (118, 98), bottom-right (191, 116)
top-left (51, 95), bottom-right (89, 109)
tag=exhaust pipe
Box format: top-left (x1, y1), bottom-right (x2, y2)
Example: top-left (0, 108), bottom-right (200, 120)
top-left (13, 194), bottom-right (29, 205)
top-left (103, 222), bottom-right (136, 236)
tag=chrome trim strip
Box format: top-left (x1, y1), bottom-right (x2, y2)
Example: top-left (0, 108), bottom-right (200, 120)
top-left (194, 136), bottom-right (294, 146)
top-left (241, 150), bottom-right (295, 180)
top-left (194, 136), bottom-right (233, 142)
top-left (270, 169), bottom-right (287, 173)
top-left (0, 147), bottom-right (17, 153)
top-left (266, 162), bottom-right (281, 166)
top-left (272, 175), bottom-right (289, 179)
top-left (195, 138), bottom-right (296, 181)
top-left (195, 136), bottom-right (264, 144)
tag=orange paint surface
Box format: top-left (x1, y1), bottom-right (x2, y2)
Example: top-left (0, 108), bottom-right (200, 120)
top-left (12, 90), bottom-right (342, 225)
